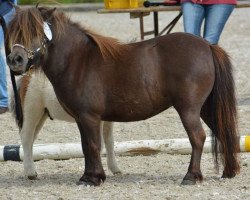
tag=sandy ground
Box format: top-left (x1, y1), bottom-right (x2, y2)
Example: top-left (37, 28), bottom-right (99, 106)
top-left (0, 8), bottom-right (250, 200)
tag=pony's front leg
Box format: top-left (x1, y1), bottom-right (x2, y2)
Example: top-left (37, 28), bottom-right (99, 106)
top-left (20, 123), bottom-right (38, 180)
top-left (77, 115), bottom-right (106, 186)
top-left (20, 107), bottom-right (47, 180)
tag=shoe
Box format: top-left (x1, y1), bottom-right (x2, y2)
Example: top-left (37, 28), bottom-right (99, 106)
top-left (0, 107), bottom-right (8, 114)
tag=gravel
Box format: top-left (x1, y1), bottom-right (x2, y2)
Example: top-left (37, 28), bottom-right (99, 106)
top-left (0, 8), bottom-right (249, 200)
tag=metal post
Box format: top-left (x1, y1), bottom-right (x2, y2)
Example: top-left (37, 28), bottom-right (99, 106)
top-left (139, 13), bottom-right (144, 40)
top-left (153, 12), bottom-right (159, 37)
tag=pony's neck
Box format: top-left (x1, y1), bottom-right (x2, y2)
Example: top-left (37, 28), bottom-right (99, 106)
top-left (43, 18), bottom-right (131, 79)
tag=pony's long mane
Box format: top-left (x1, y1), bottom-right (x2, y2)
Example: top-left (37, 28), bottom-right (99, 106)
top-left (7, 7), bottom-right (65, 48)
top-left (7, 6), bottom-right (130, 60)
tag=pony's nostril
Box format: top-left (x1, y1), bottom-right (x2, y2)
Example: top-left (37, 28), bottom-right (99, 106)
top-left (14, 55), bottom-right (24, 65)
top-left (6, 55), bottom-right (12, 65)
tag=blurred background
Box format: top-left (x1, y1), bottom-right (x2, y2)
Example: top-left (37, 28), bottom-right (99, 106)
top-left (19, 0), bottom-right (103, 5)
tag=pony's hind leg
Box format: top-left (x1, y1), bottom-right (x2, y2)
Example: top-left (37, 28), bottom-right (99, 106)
top-left (101, 121), bottom-right (121, 175)
top-left (176, 106), bottom-right (206, 185)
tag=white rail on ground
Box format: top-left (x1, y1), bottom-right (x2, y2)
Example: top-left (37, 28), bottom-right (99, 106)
top-left (0, 136), bottom-right (249, 161)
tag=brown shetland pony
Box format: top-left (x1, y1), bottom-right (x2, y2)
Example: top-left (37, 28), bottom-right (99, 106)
top-left (7, 6), bottom-right (240, 186)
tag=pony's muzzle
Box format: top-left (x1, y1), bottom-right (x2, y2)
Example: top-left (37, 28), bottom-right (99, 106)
top-left (7, 53), bottom-right (27, 73)
top-left (7, 53), bottom-right (23, 64)
top-left (7, 54), bottom-right (24, 65)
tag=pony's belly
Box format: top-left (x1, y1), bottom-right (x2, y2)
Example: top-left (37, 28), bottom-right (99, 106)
top-left (102, 102), bottom-right (172, 122)
top-left (102, 88), bottom-right (172, 122)
top-left (45, 96), bottom-right (75, 123)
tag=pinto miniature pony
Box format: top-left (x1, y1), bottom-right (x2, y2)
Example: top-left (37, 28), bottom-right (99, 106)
top-left (9, 71), bottom-right (121, 179)
top-left (7, 6), bottom-right (240, 186)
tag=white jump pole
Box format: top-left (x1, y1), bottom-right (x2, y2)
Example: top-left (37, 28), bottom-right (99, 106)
top-left (0, 136), bottom-right (249, 162)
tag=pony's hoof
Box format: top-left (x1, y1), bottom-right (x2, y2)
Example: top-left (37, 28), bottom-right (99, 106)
top-left (222, 170), bottom-right (236, 179)
top-left (76, 180), bottom-right (96, 187)
top-left (181, 179), bottom-right (196, 185)
top-left (27, 173), bottom-right (38, 180)
top-left (181, 171), bottom-right (202, 185)
top-left (113, 171), bottom-right (122, 176)
top-left (77, 174), bottom-right (105, 186)
top-left (111, 167), bottom-right (122, 175)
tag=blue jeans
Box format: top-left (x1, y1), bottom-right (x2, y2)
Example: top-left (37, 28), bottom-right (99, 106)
top-left (181, 2), bottom-right (235, 44)
top-left (0, 7), bottom-right (16, 108)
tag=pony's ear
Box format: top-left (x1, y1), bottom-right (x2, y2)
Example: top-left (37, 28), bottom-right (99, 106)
top-left (39, 7), bottom-right (56, 21)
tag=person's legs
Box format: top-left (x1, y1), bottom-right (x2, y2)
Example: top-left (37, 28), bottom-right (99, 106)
top-left (203, 4), bottom-right (235, 44)
top-left (181, 2), bottom-right (205, 37)
top-left (0, 8), bottom-right (15, 112)
top-left (0, 26), bottom-right (8, 109)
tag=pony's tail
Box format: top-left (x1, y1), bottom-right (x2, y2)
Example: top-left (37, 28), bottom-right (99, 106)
top-left (209, 45), bottom-right (240, 178)
top-left (9, 77), bottom-right (23, 130)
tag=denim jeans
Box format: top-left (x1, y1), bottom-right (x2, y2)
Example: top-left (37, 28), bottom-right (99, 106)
top-left (0, 6), bottom-right (16, 108)
top-left (181, 2), bottom-right (235, 44)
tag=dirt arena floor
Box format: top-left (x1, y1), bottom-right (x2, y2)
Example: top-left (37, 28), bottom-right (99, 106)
top-left (0, 8), bottom-right (249, 200)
